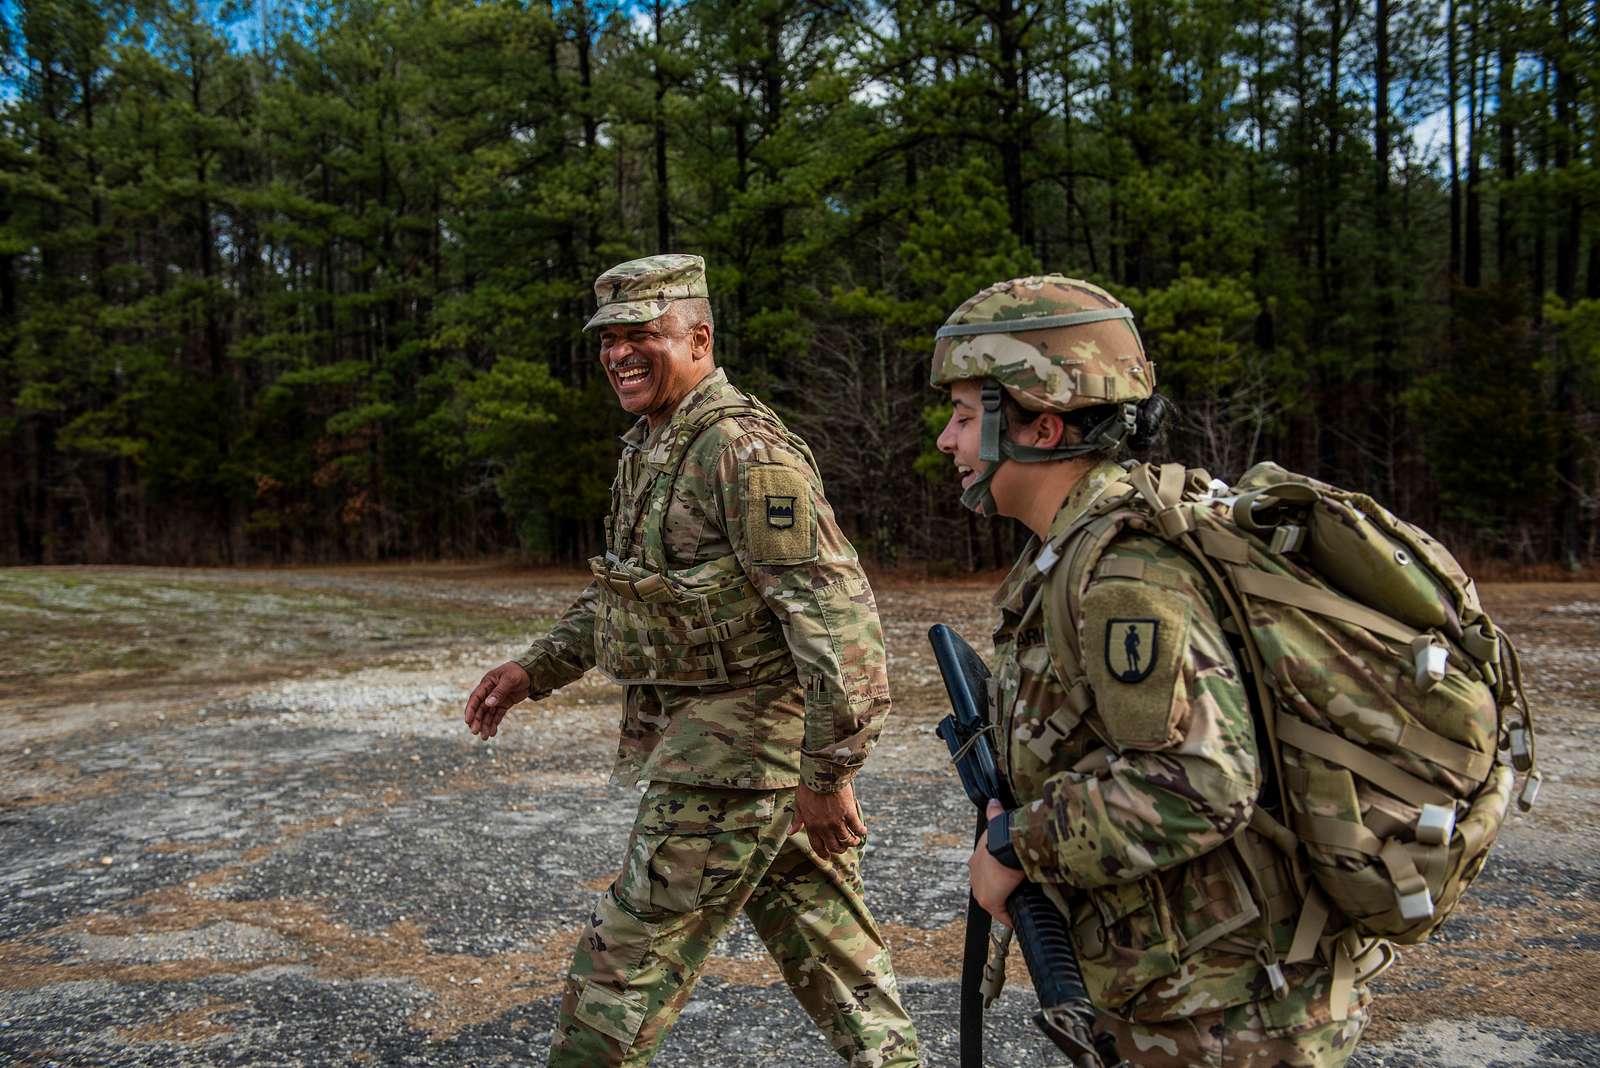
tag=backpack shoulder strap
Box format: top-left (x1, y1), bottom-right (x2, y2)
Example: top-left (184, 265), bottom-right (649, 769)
top-left (1032, 483), bottom-right (1147, 748)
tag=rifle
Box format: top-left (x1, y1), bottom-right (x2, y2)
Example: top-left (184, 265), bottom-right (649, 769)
top-left (930, 623), bottom-right (1120, 1068)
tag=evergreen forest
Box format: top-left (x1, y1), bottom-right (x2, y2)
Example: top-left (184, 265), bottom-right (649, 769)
top-left (3, 0), bottom-right (1598, 571)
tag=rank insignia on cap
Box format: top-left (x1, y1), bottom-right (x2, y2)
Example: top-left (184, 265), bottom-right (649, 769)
top-left (765, 495), bottom-right (797, 529)
top-left (1105, 618), bottom-right (1159, 683)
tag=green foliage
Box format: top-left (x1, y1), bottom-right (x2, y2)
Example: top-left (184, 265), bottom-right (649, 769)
top-left (915, 402), bottom-right (955, 484)
top-left (1407, 287), bottom-right (1558, 538)
top-left (1, 0), bottom-right (1597, 566)
top-left (1127, 273), bottom-right (1262, 396)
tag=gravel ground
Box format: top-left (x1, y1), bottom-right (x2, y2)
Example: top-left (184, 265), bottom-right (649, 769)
top-left (1, 565), bottom-right (1596, 1067)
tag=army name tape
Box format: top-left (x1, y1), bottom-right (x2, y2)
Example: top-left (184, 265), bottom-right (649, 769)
top-left (933, 306), bottom-right (1134, 339)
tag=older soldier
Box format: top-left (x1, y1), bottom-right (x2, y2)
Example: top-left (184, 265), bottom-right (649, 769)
top-left (464, 254), bottom-right (920, 1068)
top-left (931, 275), bottom-right (1369, 1066)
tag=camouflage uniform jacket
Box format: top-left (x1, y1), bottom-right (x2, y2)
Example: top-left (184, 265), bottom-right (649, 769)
top-left (515, 368), bottom-right (891, 794)
top-left (995, 460), bottom-right (1314, 1024)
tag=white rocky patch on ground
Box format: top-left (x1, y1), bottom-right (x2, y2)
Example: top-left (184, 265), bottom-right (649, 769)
top-left (1, 566), bottom-right (1596, 1066)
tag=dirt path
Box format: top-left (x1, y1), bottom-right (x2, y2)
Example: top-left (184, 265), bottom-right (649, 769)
top-left (1, 566), bottom-right (1596, 1066)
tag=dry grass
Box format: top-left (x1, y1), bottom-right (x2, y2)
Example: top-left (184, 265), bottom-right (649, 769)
top-left (0, 801), bottom-right (587, 1042)
top-left (0, 881), bottom-right (580, 1042)
top-left (118, 999), bottom-right (244, 1045)
top-left (1364, 887), bottom-right (1600, 1043)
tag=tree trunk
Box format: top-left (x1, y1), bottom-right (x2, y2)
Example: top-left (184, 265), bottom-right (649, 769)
top-left (653, 0), bottom-right (671, 252)
top-left (1551, 0), bottom-right (1582, 566)
top-left (1448, 0), bottom-right (1461, 282)
top-left (1374, 0), bottom-right (1395, 357)
top-left (994, 0), bottom-right (1028, 243)
top-left (1495, 20), bottom-right (1518, 282)
top-left (1463, 5), bottom-right (1484, 287)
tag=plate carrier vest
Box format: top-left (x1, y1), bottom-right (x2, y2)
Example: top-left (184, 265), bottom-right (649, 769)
top-left (590, 393), bottom-right (812, 692)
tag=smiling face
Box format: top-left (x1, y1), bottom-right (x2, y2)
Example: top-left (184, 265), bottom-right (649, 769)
top-left (597, 304), bottom-right (714, 427)
top-left (935, 380), bottom-right (988, 496)
top-left (936, 379), bottom-right (1071, 521)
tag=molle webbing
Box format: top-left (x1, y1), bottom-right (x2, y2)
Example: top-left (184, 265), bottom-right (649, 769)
top-left (595, 384), bottom-right (808, 691)
top-left (1039, 459), bottom-right (1534, 989)
top-left (621, 391), bottom-right (818, 569)
top-left (590, 555), bottom-right (792, 690)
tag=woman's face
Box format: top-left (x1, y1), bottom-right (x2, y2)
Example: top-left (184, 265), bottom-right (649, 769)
top-left (935, 379), bottom-right (987, 497)
top-left (936, 380), bottom-right (1059, 519)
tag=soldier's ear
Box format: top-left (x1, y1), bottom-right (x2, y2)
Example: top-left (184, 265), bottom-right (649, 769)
top-left (1029, 412), bottom-right (1067, 449)
top-left (691, 320), bottom-right (713, 360)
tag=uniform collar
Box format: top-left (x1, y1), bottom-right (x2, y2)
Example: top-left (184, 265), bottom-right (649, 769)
top-left (619, 367), bottom-right (730, 456)
top-left (643, 367), bottom-right (731, 467)
top-left (992, 459), bottom-right (1129, 613)
top-left (1046, 459), bottom-right (1129, 539)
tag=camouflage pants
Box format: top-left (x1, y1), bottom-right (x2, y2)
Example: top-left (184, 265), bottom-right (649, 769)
top-left (1098, 974), bottom-right (1369, 1068)
top-left (548, 783), bottom-right (921, 1068)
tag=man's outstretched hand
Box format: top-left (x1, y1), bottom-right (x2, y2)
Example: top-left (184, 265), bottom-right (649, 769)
top-left (464, 661), bottom-right (532, 739)
top-left (791, 782), bottom-right (867, 858)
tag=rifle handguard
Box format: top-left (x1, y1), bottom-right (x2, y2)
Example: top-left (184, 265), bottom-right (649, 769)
top-left (1008, 883), bottom-right (1092, 1014)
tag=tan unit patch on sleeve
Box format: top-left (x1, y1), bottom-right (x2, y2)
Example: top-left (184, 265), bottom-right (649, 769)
top-left (1083, 579), bottom-right (1191, 750)
top-left (745, 463), bottom-right (818, 564)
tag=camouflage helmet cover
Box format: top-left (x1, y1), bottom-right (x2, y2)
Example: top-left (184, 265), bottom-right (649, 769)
top-left (929, 275), bottom-right (1155, 411)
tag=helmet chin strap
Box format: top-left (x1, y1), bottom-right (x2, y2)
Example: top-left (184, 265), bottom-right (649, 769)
top-left (958, 381), bottom-right (1139, 517)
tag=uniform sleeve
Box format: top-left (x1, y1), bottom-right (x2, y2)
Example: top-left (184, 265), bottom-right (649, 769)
top-left (1007, 539), bottom-right (1260, 888)
top-left (513, 581), bottom-right (600, 699)
top-left (712, 431), bottom-right (891, 794)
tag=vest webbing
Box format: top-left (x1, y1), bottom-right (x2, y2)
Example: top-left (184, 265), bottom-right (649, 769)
top-left (592, 391), bottom-right (807, 691)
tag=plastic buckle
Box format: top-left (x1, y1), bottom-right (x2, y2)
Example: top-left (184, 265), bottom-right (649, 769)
top-left (1412, 641), bottom-right (1448, 692)
top-left (979, 381), bottom-right (1003, 463)
top-left (1110, 402), bottom-right (1136, 438)
top-left (980, 381), bottom-right (1003, 414)
top-left (1461, 622), bottom-right (1501, 662)
top-left (1255, 944), bottom-right (1290, 1000)
top-left (1415, 803), bottom-right (1456, 846)
top-left (1518, 770), bottom-right (1542, 812)
top-left (1269, 524), bottom-right (1305, 554)
top-left (1509, 726), bottom-right (1533, 772)
top-left (1265, 960), bottom-right (1288, 999)
top-left (1156, 505), bottom-right (1193, 539)
top-left (1396, 884), bottom-right (1435, 922)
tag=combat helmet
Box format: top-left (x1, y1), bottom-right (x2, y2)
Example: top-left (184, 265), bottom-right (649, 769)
top-left (930, 274), bottom-right (1156, 514)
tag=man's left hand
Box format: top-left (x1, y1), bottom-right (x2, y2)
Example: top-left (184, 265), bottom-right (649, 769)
top-left (791, 782), bottom-right (867, 858)
top-left (970, 799), bottom-right (1025, 925)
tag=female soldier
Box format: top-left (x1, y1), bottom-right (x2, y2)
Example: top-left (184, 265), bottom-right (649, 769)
top-left (930, 275), bottom-right (1370, 1067)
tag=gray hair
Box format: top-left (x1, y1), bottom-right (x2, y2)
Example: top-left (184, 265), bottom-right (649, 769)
top-left (668, 297), bottom-right (714, 335)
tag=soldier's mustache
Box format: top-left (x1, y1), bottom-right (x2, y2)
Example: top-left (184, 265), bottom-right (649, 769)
top-left (610, 359), bottom-right (649, 372)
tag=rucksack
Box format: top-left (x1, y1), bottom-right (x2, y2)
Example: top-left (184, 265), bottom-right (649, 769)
top-left (1035, 461), bottom-right (1541, 1010)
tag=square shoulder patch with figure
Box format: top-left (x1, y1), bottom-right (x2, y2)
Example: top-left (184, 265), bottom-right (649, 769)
top-left (744, 463), bottom-right (817, 564)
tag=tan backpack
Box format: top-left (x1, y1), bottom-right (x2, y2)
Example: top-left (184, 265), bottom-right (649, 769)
top-left (1038, 461), bottom-right (1541, 1008)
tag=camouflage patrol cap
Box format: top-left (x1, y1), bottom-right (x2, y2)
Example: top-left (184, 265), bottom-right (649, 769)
top-left (929, 275), bottom-right (1155, 412)
top-left (584, 253), bottom-right (709, 331)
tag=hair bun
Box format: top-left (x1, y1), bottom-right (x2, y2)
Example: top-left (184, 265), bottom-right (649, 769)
top-left (1129, 394), bottom-right (1172, 453)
